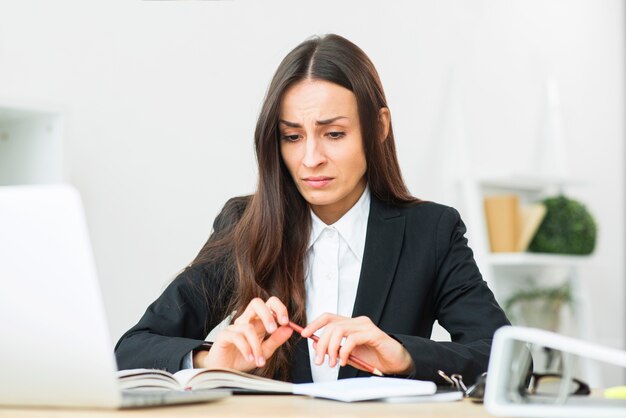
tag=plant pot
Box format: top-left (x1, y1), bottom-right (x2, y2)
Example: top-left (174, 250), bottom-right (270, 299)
top-left (517, 299), bottom-right (563, 332)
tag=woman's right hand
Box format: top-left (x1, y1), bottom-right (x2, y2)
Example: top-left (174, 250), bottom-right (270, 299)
top-left (194, 296), bottom-right (293, 371)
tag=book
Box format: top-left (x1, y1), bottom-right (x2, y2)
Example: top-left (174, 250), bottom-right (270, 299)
top-left (484, 194), bottom-right (521, 252)
top-left (117, 368), bottom-right (293, 393)
top-left (484, 196), bottom-right (548, 253)
top-left (118, 369), bottom-right (439, 402)
top-left (516, 203), bottom-right (547, 251)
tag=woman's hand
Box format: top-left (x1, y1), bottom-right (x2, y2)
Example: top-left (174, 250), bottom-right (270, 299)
top-left (194, 296), bottom-right (293, 371)
top-left (301, 314), bottom-right (414, 376)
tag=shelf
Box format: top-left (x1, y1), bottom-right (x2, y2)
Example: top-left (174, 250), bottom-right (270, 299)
top-left (485, 252), bottom-right (593, 267)
top-left (477, 175), bottom-right (582, 192)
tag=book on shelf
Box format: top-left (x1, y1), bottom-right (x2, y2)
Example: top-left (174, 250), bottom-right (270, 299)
top-left (516, 203), bottom-right (547, 252)
top-left (484, 194), bottom-right (520, 252)
top-left (484, 195), bottom-right (547, 253)
top-left (118, 368), bottom-right (440, 402)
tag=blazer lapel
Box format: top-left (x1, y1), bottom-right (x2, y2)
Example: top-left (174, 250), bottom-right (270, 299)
top-left (290, 337), bottom-right (313, 383)
top-left (339, 197), bottom-right (405, 379)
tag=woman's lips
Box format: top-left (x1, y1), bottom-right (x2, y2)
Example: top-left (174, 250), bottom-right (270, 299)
top-left (303, 176), bottom-right (333, 189)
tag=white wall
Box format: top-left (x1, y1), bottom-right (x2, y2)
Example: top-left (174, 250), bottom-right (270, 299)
top-left (1, 0), bottom-right (623, 383)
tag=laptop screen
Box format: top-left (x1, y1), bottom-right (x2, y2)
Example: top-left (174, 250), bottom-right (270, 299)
top-left (0, 185), bottom-right (122, 408)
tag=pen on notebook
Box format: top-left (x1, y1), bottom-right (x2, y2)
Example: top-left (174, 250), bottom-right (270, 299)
top-left (286, 320), bottom-right (384, 377)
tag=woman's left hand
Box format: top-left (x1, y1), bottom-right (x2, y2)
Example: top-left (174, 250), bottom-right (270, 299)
top-left (301, 314), bottom-right (415, 376)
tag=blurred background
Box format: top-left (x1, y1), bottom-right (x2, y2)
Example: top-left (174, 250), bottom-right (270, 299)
top-left (0, 0), bottom-right (623, 385)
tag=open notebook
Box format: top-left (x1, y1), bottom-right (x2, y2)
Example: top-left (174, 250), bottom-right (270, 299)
top-left (119, 368), bottom-right (439, 402)
top-left (0, 185), bottom-right (229, 408)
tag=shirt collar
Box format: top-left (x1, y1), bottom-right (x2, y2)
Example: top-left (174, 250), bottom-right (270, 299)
top-left (308, 186), bottom-right (371, 261)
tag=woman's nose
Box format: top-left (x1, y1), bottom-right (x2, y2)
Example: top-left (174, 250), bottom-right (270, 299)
top-left (302, 136), bottom-right (326, 168)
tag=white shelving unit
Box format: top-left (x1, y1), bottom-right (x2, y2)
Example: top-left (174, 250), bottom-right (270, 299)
top-left (485, 252), bottom-right (593, 268)
top-left (0, 102), bottom-right (65, 186)
top-left (459, 175), bottom-right (601, 386)
top-left (460, 175), bottom-right (582, 280)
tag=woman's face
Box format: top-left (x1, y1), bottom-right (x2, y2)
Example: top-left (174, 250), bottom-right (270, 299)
top-left (279, 79), bottom-right (367, 225)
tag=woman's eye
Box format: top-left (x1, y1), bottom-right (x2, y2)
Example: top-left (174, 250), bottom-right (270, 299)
top-left (281, 134), bottom-right (300, 142)
top-left (327, 131), bottom-right (346, 139)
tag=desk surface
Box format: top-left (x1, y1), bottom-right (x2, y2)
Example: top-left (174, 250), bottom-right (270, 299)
top-left (0, 395), bottom-right (492, 418)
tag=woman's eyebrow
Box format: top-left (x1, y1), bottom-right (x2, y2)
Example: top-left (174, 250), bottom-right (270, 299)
top-left (278, 116), bottom-right (349, 128)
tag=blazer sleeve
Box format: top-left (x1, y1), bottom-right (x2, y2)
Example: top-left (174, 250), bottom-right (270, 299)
top-left (391, 207), bottom-right (510, 385)
top-left (114, 197), bottom-right (246, 373)
top-left (114, 266), bottom-right (219, 373)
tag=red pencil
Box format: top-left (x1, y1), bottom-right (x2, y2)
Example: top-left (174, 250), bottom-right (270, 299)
top-left (287, 321), bottom-right (384, 377)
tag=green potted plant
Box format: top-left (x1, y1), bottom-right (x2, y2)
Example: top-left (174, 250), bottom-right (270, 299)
top-left (528, 195), bottom-right (597, 255)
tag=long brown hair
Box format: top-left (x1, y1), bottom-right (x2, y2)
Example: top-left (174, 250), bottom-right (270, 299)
top-left (191, 34), bottom-right (416, 381)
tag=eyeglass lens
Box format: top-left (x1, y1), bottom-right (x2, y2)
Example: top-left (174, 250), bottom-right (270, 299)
top-left (530, 373), bottom-right (590, 396)
top-left (515, 344), bottom-right (591, 400)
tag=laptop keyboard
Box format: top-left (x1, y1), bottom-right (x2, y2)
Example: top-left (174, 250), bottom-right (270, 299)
top-left (121, 389), bottom-right (230, 408)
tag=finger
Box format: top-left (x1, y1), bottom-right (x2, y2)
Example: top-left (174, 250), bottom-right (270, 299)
top-left (338, 334), bottom-right (360, 367)
top-left (222, 329), bottom-right (255, 364)
top-left (312, 324), bottom-right (334, 365)
top-left (234, 297), bottom-right (262, 324)
top-left (327, 327), bottom-right (346, 368)
top-left (261, 326), bottom-right (293, 358)
top-left (339, 329), bottom-right (382, 370)
top-left (302, 312), bottom-right (340, 338)
top-left (236, 297), bottom-right (277, 334)
top-left (265, 296), bottom-right (289, 326)
top-left (235, 323), bottom-right (266, 367)
top-left (335, 318), bottom-right (381, 367)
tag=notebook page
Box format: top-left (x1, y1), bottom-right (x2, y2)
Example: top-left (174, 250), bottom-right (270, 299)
top-left (293, 377), bottom-right (437, 402)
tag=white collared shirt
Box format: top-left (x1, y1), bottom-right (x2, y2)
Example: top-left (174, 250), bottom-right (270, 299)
top-left (305, 187), bottom-right (370, 382)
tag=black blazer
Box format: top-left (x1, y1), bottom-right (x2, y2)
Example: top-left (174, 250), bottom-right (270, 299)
top-left (115, 196), bottom-right (510, 385)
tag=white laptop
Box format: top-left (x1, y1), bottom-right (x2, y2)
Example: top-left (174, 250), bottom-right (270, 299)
top-left (0, 185), bottom-right (229, 408)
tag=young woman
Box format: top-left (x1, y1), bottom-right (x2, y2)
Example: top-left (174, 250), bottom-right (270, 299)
top-left (115, 34), bottom-right (510, 385)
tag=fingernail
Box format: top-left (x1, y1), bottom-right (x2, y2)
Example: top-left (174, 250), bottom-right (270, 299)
top-left (248, 354), bottom-right (255, 363)
top-left (281, 316), bottom-right (289, 325)
top-left (315, 354), bottom-right (322, 365)
top-left (258, 357), bottom-right (266, 367)
top-left (268, 323), bottom-right (276, 332)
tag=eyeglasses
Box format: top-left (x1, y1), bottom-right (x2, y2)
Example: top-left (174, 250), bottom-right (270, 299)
top-left (439, 370), bottom-right (591, 403)
top-left (509, 342), bottom-right (592, 404)
top-left (441, 371), bottom-right (591, 404)
top-left (524, 372), bottom-right (590, 397)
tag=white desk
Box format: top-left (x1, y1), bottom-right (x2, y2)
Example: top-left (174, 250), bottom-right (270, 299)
top-left (0, 395), bottom-right (492, 418)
